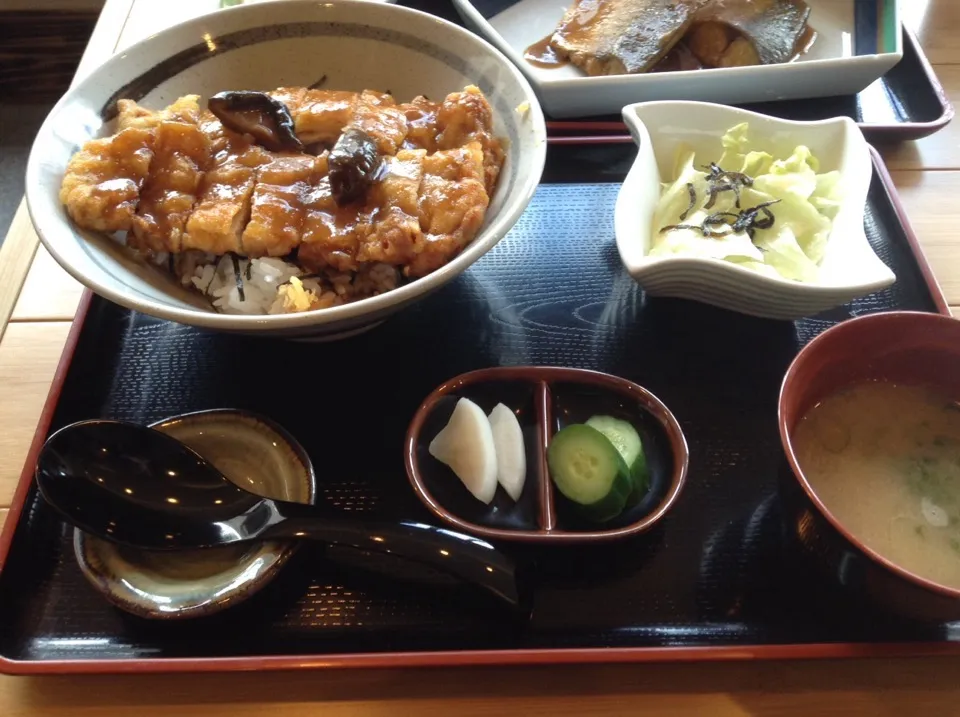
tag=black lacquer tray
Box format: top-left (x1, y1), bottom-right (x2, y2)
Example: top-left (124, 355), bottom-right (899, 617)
top-left (0, 145), bottom-right (957, 675)
top-left (405, 0), bottom-right (953, 142)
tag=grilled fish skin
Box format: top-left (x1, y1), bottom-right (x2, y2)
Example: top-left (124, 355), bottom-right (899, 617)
top-left (694, 0), bottom-right (811, 66)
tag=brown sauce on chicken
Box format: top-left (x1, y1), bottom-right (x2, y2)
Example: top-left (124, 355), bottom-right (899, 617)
top-left (60, 85), bottom-right (505, 290)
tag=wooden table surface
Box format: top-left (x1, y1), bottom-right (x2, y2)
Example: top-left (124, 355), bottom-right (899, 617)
top-left (2, 1), bottom-right (960, 714)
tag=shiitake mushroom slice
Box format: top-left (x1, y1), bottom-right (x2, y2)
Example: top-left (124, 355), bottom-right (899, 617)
top-left (328, 127), bottom-right (382, 206)
top-left (208, 91), bottom-right (303, 152)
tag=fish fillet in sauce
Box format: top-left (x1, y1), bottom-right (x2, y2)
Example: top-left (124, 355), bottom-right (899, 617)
top-left (550, 0), bottom-right (697, 75)
top-left (548, 0), bottom-right (811, 76)
top-left (695, 0), bottom-right (811, 66)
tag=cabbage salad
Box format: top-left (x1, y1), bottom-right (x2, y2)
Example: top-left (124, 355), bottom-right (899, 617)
top-left (649, 123), bottom-right (844, 282)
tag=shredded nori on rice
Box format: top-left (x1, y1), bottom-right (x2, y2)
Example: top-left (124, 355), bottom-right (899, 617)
top-left (230, 253), bottom-right (245, 302)
top-left (204, 255), bottom-right (226, 295)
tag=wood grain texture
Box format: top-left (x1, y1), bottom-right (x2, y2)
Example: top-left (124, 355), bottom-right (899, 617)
top-left (0, 12), bottom-right (97, 100)
top-left (0, 656), bottom-right (959, 716)
top-left (903, 0), bottom-right (960, 66)
top-left (0, 205), bottom-right (42, 341)
top-left (0, 0), bottom-right (136, 342)
top-left (880, 65), bottom-right (960, 171)
top-left (0, 322), bottom-right (72, 506)
top-left (891, 170), bottom-right (960, 305)
top-left (11, 246), bottom-right (83, 322)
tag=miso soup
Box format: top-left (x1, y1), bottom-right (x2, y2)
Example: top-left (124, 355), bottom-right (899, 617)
top-left (793, 381), bottom-right (960, 590)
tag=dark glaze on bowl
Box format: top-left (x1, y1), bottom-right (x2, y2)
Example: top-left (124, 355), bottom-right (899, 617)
top-left (779, 311), bottom-right (960, 622)
top-left (405, 367), bottom-right (689, 543)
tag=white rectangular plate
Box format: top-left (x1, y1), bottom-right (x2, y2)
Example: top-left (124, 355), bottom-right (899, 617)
top-left (452, 0), bottom-right (902, 118)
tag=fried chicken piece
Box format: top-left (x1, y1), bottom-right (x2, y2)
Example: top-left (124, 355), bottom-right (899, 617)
top-left (116, 95), bottom-right (201, 131)
top-left (408, 141), bottom-right (488, 277)
top-left (197, 110), bottom-right (272, 167)
top-left (293, 90), bottom-right (359, 147)
top-left (269, 86), bottom-right (308, 115)
top-left (129, 120), bottom-right (211, 254)
top-left (290, 89), bottom-right (409, 155)
top-left (241, 153), bottom-right (319, 257)
top-left (299, 154), bottom-right (366, 272)
top-left (347, 91), bottom-right (408, 155)
top-left (300, 148), bottom-right (426, 271)
top-left (435, 85), bottom-right (504, 195)
top-left (356, 148), bottom-right (426, 265)
top-left (182, 161), bottom-right (257, 255)
top-left (179, 108), bottom-right (275, 255)
top-left (399, 96), bottom-right (441, 152)
top-left (59, 126), bottom-right (155, 232)
top-left (59, 96), bottom-right (205, 233)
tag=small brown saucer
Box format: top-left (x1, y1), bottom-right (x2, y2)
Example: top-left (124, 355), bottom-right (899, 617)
top-left (405, 367), bottom-right (689, 543)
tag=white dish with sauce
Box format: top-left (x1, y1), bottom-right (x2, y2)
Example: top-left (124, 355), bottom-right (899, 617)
top-left (613, 101), bottom-right (895, 320)
top-left (451, 0), bottom-right (903, 118)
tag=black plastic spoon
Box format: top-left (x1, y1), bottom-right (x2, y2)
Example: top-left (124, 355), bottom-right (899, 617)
top-left (36, 419), bottom-right (520, 608)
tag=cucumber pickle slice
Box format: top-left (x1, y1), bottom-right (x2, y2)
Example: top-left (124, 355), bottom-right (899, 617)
top-left (547, 424), bottom-right (633, 522)
top-left (585, 414), bottom-right (650, 491)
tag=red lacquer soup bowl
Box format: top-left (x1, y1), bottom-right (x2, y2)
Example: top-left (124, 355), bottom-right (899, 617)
top-left (779, 311), bottom-right (960, 622)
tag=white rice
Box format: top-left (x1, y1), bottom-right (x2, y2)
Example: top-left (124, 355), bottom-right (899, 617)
top-left (177, 253), bottom-right (398, 315)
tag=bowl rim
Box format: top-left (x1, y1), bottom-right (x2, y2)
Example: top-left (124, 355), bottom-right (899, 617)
top-left (25, 0), bottom-right (547, 331)
top-left (613, 100), bottom-right (895, 295)
top-left (404, 366), bottom-right (690, 543)
top-left (778, 310), bottom-right (960, 601)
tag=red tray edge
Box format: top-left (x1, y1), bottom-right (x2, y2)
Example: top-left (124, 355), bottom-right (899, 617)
top-left (3, 641), bottom-right (960, 675)
top-left (0, 151), bottom-right (951, 676)
top-left (544, 28), bottom-right (955, 143)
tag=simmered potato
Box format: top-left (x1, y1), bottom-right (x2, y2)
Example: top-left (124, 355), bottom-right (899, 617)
top-left (719, 36), bottom-right (761, 67)
top-left (686, 22), bottom-right (732, 67)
